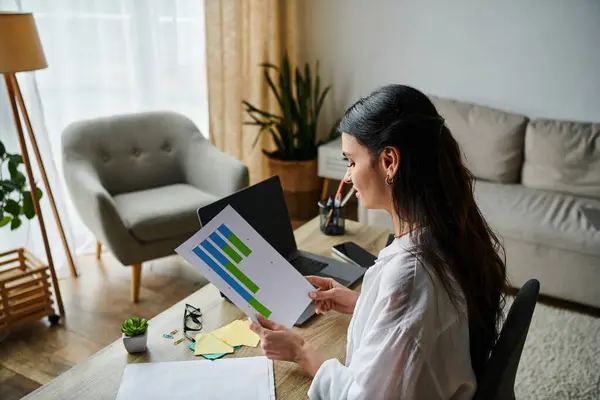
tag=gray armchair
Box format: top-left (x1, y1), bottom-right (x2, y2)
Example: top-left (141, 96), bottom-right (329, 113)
top-left (62, 111), bottom-right (249, 302)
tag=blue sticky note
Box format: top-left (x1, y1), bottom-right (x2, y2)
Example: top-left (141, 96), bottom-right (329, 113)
top-left (188, 343), bottom-right (241, 360)
top-left (202, 352), bottom-right (227, 360)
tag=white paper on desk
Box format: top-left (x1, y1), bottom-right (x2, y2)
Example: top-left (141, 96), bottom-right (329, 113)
top-left (176, 205), bottom-right (314, 328)
top-left (116, 357), bottom-right (275, 400)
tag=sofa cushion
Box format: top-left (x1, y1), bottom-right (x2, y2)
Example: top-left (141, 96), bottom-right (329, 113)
top-left (429, 96), bottom-right (528, 183)
top-left (474, 180), bottom-right (600, 257)
top-left (521, 119), bottom-right (600, 199)
top-left (114, 184), bottom-right (218, 242)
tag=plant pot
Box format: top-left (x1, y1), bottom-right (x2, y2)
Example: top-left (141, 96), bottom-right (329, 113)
top-left (266, 156), bottom-right (321, 225)
top-left (122, 331), bottom-right (148, 353)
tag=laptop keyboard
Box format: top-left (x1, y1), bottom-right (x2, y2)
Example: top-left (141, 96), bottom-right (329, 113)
top-left (290, 255), bottom-right (328, 276)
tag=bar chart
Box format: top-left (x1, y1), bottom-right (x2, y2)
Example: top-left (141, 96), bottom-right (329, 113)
top-left (193, 224), bottom-right (272, 318)
top-left (176, 205), bottom-right (314, 328)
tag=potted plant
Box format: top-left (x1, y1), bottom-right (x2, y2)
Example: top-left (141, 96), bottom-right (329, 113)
top-left (1, 140), bottom-right (50, 342)
top-left (243, 54), bottom-right (339, 223)
top-left (0, 140), bottom-right (43, 230)
top-left (121, 316), bottom-right (149, 353)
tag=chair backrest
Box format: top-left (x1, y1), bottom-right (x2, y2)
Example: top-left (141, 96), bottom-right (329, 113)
top-left (62, 111), bottom-right (202, 195)
top-left (473, 279), bottom-right (540, 400)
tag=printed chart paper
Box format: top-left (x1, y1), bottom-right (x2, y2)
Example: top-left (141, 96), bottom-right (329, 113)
top-left (176, 205), bottom-right (314, 328)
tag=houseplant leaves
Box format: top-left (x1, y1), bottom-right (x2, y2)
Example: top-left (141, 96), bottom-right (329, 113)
top-left (0, 140), bottom-right (44, 231)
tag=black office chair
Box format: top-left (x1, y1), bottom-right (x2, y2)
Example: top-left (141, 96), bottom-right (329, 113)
top-left (473, 278), bottom-right (540, 400)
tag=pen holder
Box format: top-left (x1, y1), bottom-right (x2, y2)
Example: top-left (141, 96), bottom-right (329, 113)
top-left (319, 201), bottom-right (345, 236)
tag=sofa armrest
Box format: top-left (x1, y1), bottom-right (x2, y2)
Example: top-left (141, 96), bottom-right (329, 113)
top-left (182, 136), bottom-right (249, 197)
top-left (63, 159), bottom-right (137, 255)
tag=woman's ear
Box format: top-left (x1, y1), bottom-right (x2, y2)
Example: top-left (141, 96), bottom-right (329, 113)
top-left (379, 146), bottom-right (400, 177)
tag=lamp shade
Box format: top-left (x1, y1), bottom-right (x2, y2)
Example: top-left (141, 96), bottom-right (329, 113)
top-left (0, 12), bottom-right (47, 73)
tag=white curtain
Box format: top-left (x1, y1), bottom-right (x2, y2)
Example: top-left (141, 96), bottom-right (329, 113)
top-left (0, 0), bottom-right (209, 277)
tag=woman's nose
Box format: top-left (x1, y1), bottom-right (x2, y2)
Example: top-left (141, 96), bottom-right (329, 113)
top-left (343, 169), bottom-right (352, 184)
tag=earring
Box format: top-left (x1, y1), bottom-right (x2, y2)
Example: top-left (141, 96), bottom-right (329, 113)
top-left (385, 176), bottom-right (394, 185)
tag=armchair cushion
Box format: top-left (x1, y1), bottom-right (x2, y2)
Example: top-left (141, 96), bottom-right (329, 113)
top-left (113, 183), bottom-right (218, 242)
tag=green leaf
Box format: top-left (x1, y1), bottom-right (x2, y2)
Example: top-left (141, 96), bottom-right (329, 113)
top-left (9, 154), bottom-right (23, 164)
top-left (0, 141), bottom-right (5, 157)
top-left (295, 67), bottom-right (306, 149)
top-left (242, 100), bottom-right (282, 121)
top-left (0, 190), bottom-right (3, 202)
top-left (258, 62), bottom-right (279, 70)
top-left (8, 160), bottom-right (17, 177)
top-left (4, 199), bottom-right (20, 216)
top-left (267, 127), bottom-right (286, 155)
top-left (23, 191), bottom-right (35, 219)
top-left (37, 187), bottom-right (43, 200)
top-left (252, 123), bottom-right (274, 149)
top-left (314, 61), bottom-right (321, 116)
top-left (305, 62), bottom-right (312, 118)
top-left (10, 215), bottom-right (21, 230)
top-left (316, 85), bottom-right (332, 119)
top-left (1, 180), bottom-right (18, 193)
top-left (12, 171), bottom-right (26, 188)
top-left (263, 69), bottom-right (283, 111)
top-left (0, 216), bottom-right (11, 227)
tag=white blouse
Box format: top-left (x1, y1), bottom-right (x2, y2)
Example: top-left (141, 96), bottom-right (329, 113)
top-left (308, 232), bottom-right (477, 399)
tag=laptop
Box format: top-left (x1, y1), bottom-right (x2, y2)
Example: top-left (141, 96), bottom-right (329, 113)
top-left (197, 176), bottom-right (367, 325)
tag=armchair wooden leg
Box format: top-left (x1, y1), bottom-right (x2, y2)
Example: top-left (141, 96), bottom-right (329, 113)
top-left (96, 241), bottom-right (102, 260)
top-left (131, 264), bottom-right (142, 303)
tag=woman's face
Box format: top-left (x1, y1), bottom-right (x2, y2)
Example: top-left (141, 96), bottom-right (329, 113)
top-left (341, 133), bottom-right (393, 211)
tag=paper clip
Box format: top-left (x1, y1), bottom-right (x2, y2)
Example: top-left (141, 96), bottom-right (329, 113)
top-left (170, 329), bottom-right (178, 335)
top-left (163, 334), bottom-right (174, 339)
top-left (174, 338), bottom-right (185, 345)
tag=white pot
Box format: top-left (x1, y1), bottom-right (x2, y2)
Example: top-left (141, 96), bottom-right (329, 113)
top-left (122, 331), bottom-right (148, 353)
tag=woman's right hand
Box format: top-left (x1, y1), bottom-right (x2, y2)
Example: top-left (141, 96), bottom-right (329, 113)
top-left (306, 275), bottom-right (359, 315)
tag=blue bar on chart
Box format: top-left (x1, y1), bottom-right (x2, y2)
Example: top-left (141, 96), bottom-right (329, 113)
top-left (191, 246), bottom-right (272, 318)
top-left (201, 240), bottom-right (229, 266)
top-left (209, 232), bottom-right (242, 263)
top-left (218, 224), bottom-right (252, 257)
top-left (201, 240), bottom-right (259, 293)
top-left (192, 247), bottom-right (252, 301)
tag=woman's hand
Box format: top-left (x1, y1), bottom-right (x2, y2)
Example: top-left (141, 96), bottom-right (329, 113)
top-left (249, 315), bottom-right (324, 377)
top-left (306, 275), bottom-right (359, 315)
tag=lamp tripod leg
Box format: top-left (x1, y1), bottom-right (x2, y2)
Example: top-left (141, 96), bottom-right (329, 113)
top-left (10, 74), bottom-right (78, 278)
top-left (4, 73), bottom-right (65, 317)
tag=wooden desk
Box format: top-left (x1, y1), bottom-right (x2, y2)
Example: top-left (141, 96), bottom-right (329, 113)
top-left (25, 218), bottom-right (390, 399)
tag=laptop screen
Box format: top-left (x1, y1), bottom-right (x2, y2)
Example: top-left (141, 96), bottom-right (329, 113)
top-left (197, 176), bottom-right (297, 258)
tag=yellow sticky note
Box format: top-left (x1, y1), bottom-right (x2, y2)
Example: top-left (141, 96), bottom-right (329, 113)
top-left (194, 333), bottom-right (234, 356)
top-left (211, 319), bottom-right (260, 348)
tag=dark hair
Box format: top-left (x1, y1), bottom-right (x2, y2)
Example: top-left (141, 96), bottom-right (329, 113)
top-left (339, 84), bottom-right (508, 379)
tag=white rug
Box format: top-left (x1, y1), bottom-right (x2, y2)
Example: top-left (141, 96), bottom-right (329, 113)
top-left (514, 299), bottom-right (600, 399)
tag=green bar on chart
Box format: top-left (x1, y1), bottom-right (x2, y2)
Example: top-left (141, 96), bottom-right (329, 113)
top-left (248, 297), bottom-right (272, 318)
top-left (224, 263), bottom-right (259, 293)
top-left (227, 233), bottom-right (252, 257)
top-left (222, 244), bottom-right (243, 263)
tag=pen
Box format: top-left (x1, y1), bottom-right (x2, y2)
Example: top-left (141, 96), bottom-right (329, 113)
top-left (341, 188), bottom-right (356, 207)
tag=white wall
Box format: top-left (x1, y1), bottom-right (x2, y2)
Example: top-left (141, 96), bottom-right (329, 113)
top-left (300, 0), bottom-right (600, 124)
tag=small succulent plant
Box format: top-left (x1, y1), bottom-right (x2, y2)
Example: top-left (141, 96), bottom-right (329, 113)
top-left (121, 317), bottom-right (148, 337)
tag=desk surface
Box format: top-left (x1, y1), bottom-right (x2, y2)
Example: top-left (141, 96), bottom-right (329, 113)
top-left (25, 217), bottom-right (390, 399)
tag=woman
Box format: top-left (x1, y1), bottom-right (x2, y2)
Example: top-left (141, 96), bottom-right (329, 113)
top-left (249, 84), bottom-right (508, 399)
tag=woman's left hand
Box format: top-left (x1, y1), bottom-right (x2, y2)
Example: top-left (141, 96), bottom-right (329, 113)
top-left (249, 315), bottom-right (324, 376)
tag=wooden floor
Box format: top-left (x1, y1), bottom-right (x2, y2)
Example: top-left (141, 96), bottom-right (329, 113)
top-left (0, 251), bottom-right (208, 400)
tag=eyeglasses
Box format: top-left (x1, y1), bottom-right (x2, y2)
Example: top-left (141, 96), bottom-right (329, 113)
top-left (183, 303), bottom-right (203, 342)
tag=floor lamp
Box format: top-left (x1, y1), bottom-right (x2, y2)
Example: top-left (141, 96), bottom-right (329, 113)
top-left (0, 13), bottom-right (79, 315)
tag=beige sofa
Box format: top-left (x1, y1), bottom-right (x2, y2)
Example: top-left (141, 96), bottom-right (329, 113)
top-left (359, 96), bottom-right (600, 308)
